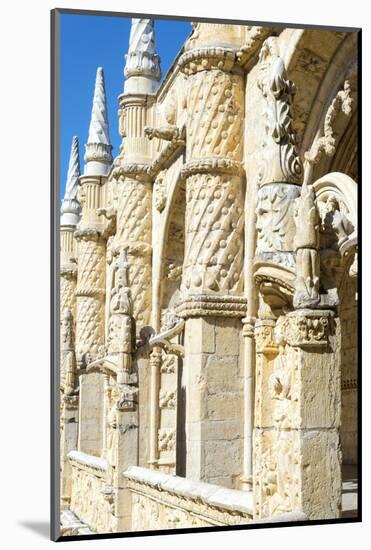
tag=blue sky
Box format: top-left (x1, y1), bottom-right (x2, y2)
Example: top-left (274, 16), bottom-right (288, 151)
top-left (60, 13), bottom-right (191, 198)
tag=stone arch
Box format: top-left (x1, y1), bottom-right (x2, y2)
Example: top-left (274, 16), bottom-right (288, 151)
top-left (279, 29), bottom-right (358, 184)
top-left (152, 158), bottom-right (186, 332)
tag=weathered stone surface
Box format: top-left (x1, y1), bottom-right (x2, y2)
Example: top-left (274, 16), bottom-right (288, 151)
top-left (59, 19), bottom-right (358, 534)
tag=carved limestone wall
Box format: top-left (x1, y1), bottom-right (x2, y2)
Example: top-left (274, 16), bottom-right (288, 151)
top-left (339, 274), bottom-right (358, 465)
top-left (69, 451), bottom-right (114, 533)
top-left (158, 351), bottom-right (178, 473)
top-left (253, 311), bottom-right (342, 520)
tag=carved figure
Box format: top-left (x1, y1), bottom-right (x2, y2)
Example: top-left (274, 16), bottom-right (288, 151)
top-left (293, 184), bottom-right (321, 308)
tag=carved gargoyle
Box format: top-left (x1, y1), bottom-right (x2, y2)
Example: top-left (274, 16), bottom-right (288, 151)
top-left (97, 205), bottom-right (117, 220)
top-left (144, 124), bottom-right (185, 142)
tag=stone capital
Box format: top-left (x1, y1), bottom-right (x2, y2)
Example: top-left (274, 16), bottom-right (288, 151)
top-left (179, 46), bottom-right (240, 75)
top-left (285, 309), bottom-right (335, 348)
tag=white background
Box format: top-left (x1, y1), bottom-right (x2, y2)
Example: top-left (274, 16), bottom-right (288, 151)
top-left (0, 0), bottom-right (368, 547)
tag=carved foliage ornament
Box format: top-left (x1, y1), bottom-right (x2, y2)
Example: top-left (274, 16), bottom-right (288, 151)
top-left (305, 80), bottom-right (353, 166)
top-left (257, 37), bottom-right (303, 185)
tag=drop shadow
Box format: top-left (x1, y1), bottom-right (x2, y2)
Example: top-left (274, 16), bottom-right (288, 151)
top-left (18, 521), bottom-right (50, 539)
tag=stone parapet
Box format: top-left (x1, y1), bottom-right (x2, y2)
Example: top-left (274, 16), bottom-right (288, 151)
top-left (124, 466), bottom-right (253, 528)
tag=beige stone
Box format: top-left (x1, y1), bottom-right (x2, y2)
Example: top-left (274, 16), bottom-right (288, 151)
top-left (59, 19), bottom-right (358, 534)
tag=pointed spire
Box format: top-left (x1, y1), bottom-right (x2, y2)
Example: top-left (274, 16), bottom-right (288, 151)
top-left (124, 19), bottom-right (161, 95)
top-left (84, 67), bottom-right (113, 176)
top-left (61, 136), bottom-right (81, 226)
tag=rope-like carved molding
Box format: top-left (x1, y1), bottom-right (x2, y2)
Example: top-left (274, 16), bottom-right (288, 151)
top-left (114, 139), bottom-right (185, 182)
top-left (178, 46), bottom-right (239, 75)
top-left (181, 158), bottom-right (244, 178)
top-left (74, 227), bottom-right (102, 242)
top-left (76, 286), bottom-right (105, 298)
top-left (341, 378), bottom-right (357, 391)
top-left (150, 137), bottom-right (185, 176)
top-left (176, 294), bottom-right (247, 319)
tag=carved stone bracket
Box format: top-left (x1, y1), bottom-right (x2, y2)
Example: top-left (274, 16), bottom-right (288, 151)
top-left (136, 318), bottom-right (185, 358)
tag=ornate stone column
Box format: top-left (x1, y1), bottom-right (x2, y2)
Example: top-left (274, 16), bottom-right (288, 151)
top-left (106, 251), bottom-right (139, 531)
top-left (60, 135), bottom-right (80, 508)
top-left (176, 27), bottom-right (246, 488)
top-left (251, 37), bottom-right (341, 519)
top-left (114, 17), bottom-right (161, 332)
top-left (75, 67), bottom-right (113, 455)
top-left (112, 19), bottom-right (161, 478)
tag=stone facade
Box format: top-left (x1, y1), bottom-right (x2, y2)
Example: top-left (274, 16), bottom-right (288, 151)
top-left (59, 19), bottom-right (358, 535)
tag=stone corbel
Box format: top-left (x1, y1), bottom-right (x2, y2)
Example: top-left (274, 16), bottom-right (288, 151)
top-left (136, 318), bottom-right (185, 358)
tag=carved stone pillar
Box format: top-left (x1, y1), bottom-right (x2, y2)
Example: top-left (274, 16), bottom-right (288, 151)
top-left (253, 310), bottom-right (341, 520)
top-left (104, 251), bottom-right (139, 532)
top-left (60, 229), bottom-right (77, 315)
top-left (114, 171), bottom-right (152, 331)
top-left (177, 35), bottom-right (246, 488)
top-left (75, 176), bottom-right (106, 455)
top-left (60, 309), bottom-right (79, 509)
top-left (114, 95), bottom-right (153, 333)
